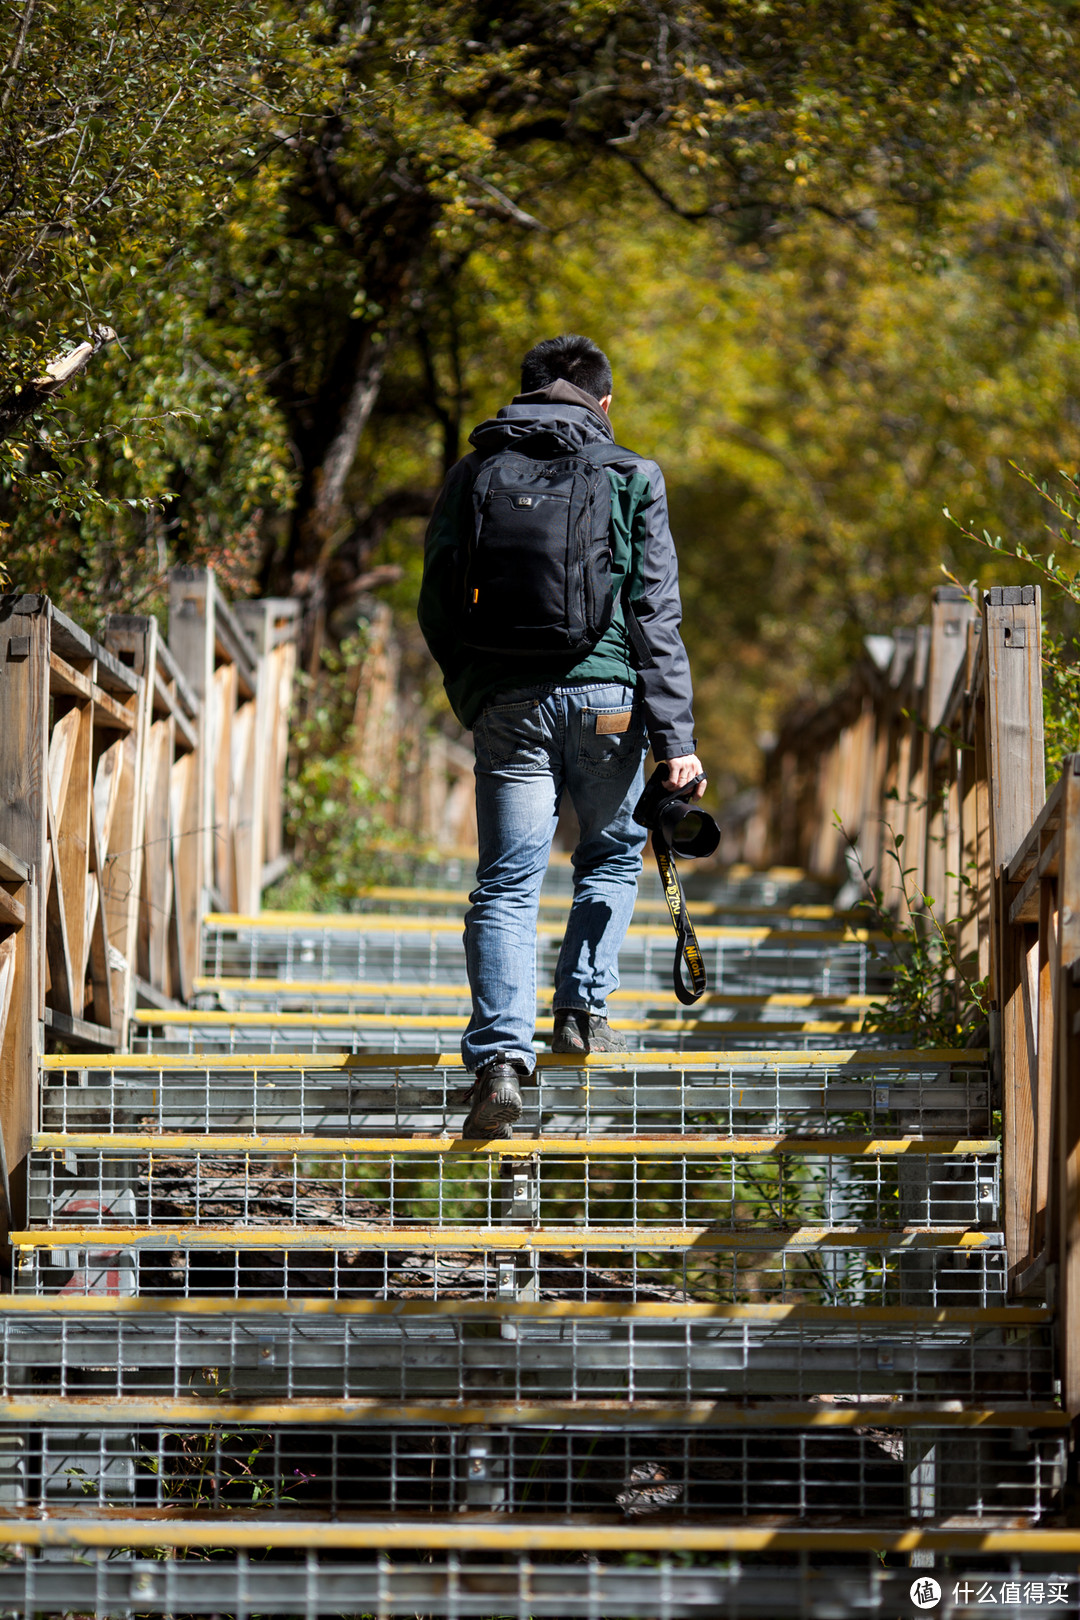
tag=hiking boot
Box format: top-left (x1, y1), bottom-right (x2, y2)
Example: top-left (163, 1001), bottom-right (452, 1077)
top-left (461, 1054), bottom-right (527, 1138)
top-left (551, 1009), bottom-right (630, 1055)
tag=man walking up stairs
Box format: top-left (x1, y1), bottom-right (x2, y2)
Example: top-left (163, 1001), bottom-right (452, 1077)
top-left (418, 333), bottom-right (706, 1136)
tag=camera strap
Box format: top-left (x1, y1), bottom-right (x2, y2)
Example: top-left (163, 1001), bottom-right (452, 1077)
top-left (632, 766), bottom-right (720, 1007)
top-left (652, 836), bottom-right (708, 1005)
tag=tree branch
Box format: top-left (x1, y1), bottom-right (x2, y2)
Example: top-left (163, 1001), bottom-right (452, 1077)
top-left (464, 177), bottom-right (547, 230)
top-left (1, 0), bottom-right (36, 113)
top-left (0, 325), bottom-right (117, 444)
top-left (607, 147), bottom-right (767, 222)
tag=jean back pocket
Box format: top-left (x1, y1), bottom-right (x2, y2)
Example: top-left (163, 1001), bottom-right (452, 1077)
top-left (578, 703), bottom-right (645, 779)
top-left (475, 697), bottom-right (550, 771)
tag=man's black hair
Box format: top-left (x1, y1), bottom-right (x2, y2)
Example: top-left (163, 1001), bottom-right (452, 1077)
top-left (520, 334), bottom-right (613, 402)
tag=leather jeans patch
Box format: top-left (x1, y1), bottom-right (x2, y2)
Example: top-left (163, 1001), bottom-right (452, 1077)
top-left (595, 710), bottom-right (632, 736)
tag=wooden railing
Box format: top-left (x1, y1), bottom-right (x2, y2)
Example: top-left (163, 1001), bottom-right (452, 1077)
top-left (757, 582), bottom-right (1080, 1406)
top-left (0, 572), bottom-right (297, 1211)
top-left (351, 603), bottom-right (477, 849)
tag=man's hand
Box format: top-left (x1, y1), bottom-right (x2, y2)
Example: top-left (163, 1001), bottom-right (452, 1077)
top-left (662, 754), bottom-right (706, 799)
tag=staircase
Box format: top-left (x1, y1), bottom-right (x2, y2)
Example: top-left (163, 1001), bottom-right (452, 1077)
top-left (0, 852), bottom-right (1071, 1617)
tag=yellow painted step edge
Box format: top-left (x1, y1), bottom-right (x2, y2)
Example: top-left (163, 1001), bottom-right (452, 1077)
top-left (204, 910), bottom-right (887, 945)
top-left (135, 1010), bottom-right (866, 1035)
top-left (356, 884), bottom-right (851, 923)
top-left (0, 1397), bottom-right (1063, 1428)
top-left (42, 1047), bottom-right (989, 1070)
top-left (0, 1521), bottom-right (1077, 1553)
top-left (34, 1133), bottom-right (1000, 1156)
top-left (193, 978), bottom-right (879, 1009)
top-left (0, 1297), bottom-right (1044, 1323)
top-left (10, 1224), bottom-right (994, 1251)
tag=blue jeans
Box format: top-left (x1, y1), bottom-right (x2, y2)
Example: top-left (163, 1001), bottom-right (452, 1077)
top-left (462, 682), bottom-right (648, 1074)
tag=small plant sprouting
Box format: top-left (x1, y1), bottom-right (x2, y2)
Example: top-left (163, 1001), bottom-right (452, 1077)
top-left (835, 813), bottom-right (988, 1048)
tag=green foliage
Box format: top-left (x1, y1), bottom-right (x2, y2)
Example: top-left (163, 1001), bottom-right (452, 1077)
top-left (3, 0), bottom-right (1080, 780)
top-left (947, 468), bottom-right (1080, 780)
top-left (844, 819), bottom-right (989, 1048)
top-left (0, 0), bottom-right (304, 635)
top-left (265, 635), bottom-right (405, 911)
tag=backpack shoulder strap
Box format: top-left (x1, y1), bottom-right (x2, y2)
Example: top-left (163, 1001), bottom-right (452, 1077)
top-left (577, 440), bottom-right (658, 670)
top-left (578, 440), bottom-right (639, 466)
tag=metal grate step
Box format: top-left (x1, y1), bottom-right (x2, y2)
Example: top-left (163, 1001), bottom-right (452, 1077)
top-left (200, 913), bottom-right (891, 996)
top-left (40, 1051), bottom-right (993, 1136)
top-left (313, 854), bottom-right (833, 908)
top-left (134, 1008), bottom-right (886, 1055)
top-left (0, 1419), bottom-right (1066, 1520)
top-left (0, 1300), bottom-right (1053, 1406)
top-left (192, 978), bottom-right (878, 1016)
top-left (13, 1227), bottom-right (1007, 1306)
top-left (352, 884), bottom-right (861, 929)
top-left (22, 830), bottom-right (1056, 1606)
top-left (27, 1134), bottom-right (1002, 1233)
top-left (4, 1550), bottom-right (1079, 1619)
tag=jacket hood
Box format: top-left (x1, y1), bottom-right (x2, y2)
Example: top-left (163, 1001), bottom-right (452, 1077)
top-left (468, 381), bottom-right (615, 460)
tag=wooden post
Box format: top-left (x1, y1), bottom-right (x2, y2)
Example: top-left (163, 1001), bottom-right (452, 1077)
top-left (974, 693), bottom-right (993, 991)
top-left (877, 631), bottom-right (915, 912)
top-left (1055, 759), bottom-right (1080, 1409)
top-left (0, 597), bottom-right (48, 1200)
top-left (984, 586), bottom-right (1045, 873)
top-left (234, 601), bottom-right (273, 913)
top-left (861, 688), bottom-right (891, 896)
top-left (0, 844), bottom-right (30, 1232)
top-left (983, 585), bottom-right (1045, 1278)
top-left (263, 629), bottom-right (297, 887)
top-left (102, 616), bottom-right (157, 1035)
top-left (957, 620), bottom-right (985, 991)
top-left (233, 598), bottom-right (299, 907)
top-left (776, 748), bottom-right (798, 869)
top-left (926, 588), bottom-right (974, 733)
top-left (1034, 872), bottom-right (1056, 1259)
top-left (899, 626), bottom-right (932, 910)
top-left (211, 661), bottom-right (238, 905)
top-left (168, 569), bottom-right (216, 917)
top-left (923, 588), bottom-right (975, 921)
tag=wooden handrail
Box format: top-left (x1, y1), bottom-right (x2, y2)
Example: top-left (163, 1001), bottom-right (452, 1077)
top-left (755, 579), bottom-right (1080, 1408)
top-left (0, 572), bottom-right (298, 1224)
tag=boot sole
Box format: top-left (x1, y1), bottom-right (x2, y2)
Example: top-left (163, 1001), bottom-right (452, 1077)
top-left (462, 1082), bottom-right (523, 1138)
top-left (551, 1034), bottom-right (629, 1055)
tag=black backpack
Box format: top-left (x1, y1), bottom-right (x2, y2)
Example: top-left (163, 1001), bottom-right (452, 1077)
top-left (459, 440), bottom-right (633, 657)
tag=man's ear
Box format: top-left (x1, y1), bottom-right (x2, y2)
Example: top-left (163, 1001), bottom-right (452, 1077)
top-left (599, 394), bottom-right (612, 415)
